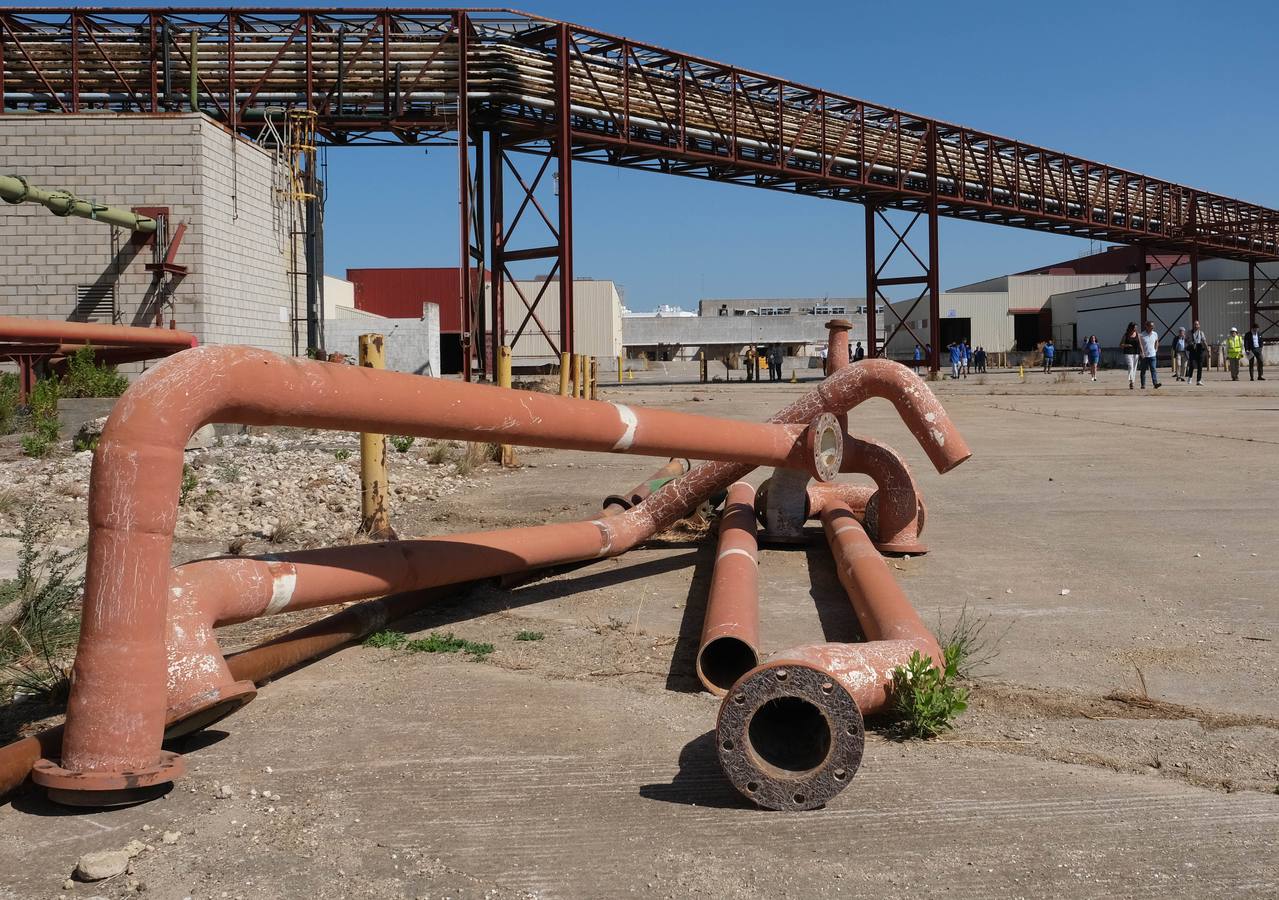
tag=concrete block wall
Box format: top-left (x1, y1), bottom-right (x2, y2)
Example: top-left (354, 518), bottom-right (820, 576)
top-left (0, 113), bottom-right (297, 355)
top-left (324, 304), bottom-right (441, 377)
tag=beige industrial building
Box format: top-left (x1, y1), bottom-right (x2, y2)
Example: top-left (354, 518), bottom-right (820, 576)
top-left (493, 277), bottom-right (624, 367)
top-left (0, 113), bottom-right (307, 355)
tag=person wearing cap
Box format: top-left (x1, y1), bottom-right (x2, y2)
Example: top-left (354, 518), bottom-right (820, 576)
top-left (1245, 323), bottom-right (1265, 381)
top-left (1225, 326), bottom-right (1245, 381)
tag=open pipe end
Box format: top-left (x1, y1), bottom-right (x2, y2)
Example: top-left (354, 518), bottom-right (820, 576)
top-left (716, 662), bottom-right (864, 811)
top-left (696, 636), bottom-right (761, 696)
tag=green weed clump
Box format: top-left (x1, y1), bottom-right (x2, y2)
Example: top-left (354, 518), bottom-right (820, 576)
top-left (363, 630), bottom-right (406, 649)
top-left (389, 435), bottom-right (415, 453)
top-left (514, 630), bottom-right (545, 642)
top-left (0, 512), bottom-right (84, 706)
top-left (890, 647), bottom-right (969, 739)
top-left (406, 632), bottom-right (494, 660)
top-left (0, 372), bottom-right (19, 436)
top-left (179, 464), bottom-right (199, 505)
top-left (19, 378), bottom-right (61, 458)
top-left (334, 448), bottom-right (352, 462)
top-left (60, 345), bottom-right (129, 398)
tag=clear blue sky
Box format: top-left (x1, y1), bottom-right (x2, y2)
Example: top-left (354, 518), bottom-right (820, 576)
top-left (36, 1), bottom-right (1279, 309)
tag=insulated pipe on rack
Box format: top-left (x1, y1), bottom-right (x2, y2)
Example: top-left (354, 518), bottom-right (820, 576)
top-left (0, 316), bottom-right (196, 350)
top-left (0, 175), bottom-right (158, 233)
top-left (716, 502), bottom-right (942, 811)
top-left (36, 347), bottom-right (847, 803)
top-left (695, 481), bottom-right (761, 696)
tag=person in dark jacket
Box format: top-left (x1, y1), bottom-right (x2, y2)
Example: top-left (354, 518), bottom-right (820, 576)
top-left (1246, 323), bottom-right (1265, 380)
top-left (1120, 322), bottom-right (1141, 389)
top-left (1186, 320), bottom-right (1208, 385)
top-left (853, 341), bottom-right (865, 362)
top-left (767, 343), bottom-right (784, 382)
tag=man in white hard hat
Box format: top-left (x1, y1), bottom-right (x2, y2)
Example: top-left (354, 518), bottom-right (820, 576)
top-left (1224, 326), bottom-right (1245, 381)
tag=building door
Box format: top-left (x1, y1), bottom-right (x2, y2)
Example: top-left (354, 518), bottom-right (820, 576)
top-left (1013, 314), bottom-right (1040, 351)
top-left (939, 318), bottom-right (971, 348)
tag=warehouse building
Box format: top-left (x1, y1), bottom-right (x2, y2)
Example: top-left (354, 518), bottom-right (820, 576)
top-left (625, 297), bottom-right (884, 361)
top-left (0, 113), bottom-right (306, 355)
top-left (346, 267), bottom-right (622, 374)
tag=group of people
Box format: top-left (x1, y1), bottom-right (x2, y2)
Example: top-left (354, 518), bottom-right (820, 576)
top-left (1117, 321), bottom-right (1266, 389)
top-left (743, 343), bottom-right (787, 382)
top-left (935, 341), bottom-right (987, 378)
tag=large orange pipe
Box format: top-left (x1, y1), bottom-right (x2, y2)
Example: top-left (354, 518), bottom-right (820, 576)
top-left (0, 316), bottom-right (197, 350)
top-left (695, 481), bottom-right (761, 695)
top-left (41, 352), bottom-right (966, 802)
top-left (804, 433), bottom-right (928, 553)
top-left (715, 502), bottom-right (941, 811)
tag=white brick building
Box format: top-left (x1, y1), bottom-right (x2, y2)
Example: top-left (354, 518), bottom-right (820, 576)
top-left (0, 113), bottom-right (302, 355)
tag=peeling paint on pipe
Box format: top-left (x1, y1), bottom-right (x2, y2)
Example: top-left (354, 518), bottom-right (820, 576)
top-left (805, 433), bottom-right (929, 554)
top-left (716, 505), bottom-right (941, 810)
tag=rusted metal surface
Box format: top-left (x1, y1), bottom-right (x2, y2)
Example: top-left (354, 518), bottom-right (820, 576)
top-left (695, 481), bottom-right (761, 696)
top-left (717, 504), bottom-right (942, 810)
top-left (602, 457), bottom-right (689, 515)
top-left (824, 318), bottom-right (853, 375)
top-left (0, 315), bottom-right (197, 350)
top-left (38, 346), bottom-right (869, 803)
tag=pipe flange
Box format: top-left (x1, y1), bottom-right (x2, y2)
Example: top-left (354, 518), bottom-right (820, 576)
top-left (716, 662), bottom-right (865, 811)
top-left (806, 412), bottom-right (844, 483)
top-left (33, 750), bottom-right (185, 808)
top-left (164, 679), bottom-right (258, 740)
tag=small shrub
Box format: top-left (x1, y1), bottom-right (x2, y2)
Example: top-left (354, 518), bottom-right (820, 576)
top-left (0, 372), bottom-right (19, 436)
top-left (939, 604), bottom-right (1010, 680)
top-left (514, 630), bottom-right (545, 642)
top-left (179, 464), bottom-right (199, 505)
top-left (60, 345), bottom-right (129, 398)
top-left (20, 433), bottom-right (52, 458)
top-left (405, 631), bottom-right (494, 660)
top-left (268, 517), bottom-right (296, 544)
top-left (453, 442), bottom-right (492, 476)
top-left (426, 441), bottom-right (453, 465)
top-left (389, 435), bottom-right (415, 453)
top-left (215, 462), bottom-right (242, 482)
top-left (0, 488), bottom-right (19, 516)
top-left (72, 432), bottom-right (99, 453)
top-left (334, 448), bottom-right (352, 462)
top-left (363, 630), bottom-right (406, 649)
top-left (890, 648), bottom-right (969, 739)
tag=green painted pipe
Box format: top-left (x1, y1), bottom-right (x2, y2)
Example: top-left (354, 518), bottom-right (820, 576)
top-left (0, 175), bottom-right (157, 233)
top-left (189, 30), bottom-right (199, 114)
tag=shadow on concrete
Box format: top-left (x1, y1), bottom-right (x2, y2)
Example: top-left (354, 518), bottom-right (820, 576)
top-left (662, 539), bottom-right (719, 693)
top-left (804, 542), bottom-right (864, 643)
top-left (638, 730), bottom-right (754, 810)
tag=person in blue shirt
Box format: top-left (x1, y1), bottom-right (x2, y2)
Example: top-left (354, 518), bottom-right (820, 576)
top-left (948, 341), bottom-right (962, 379)
top-left (912, 344), bottom-right (922, 373)
top-left (1085, 334), bottom-right (1101, 381)
top-left (1042, 339), bottom-right (1056, 373)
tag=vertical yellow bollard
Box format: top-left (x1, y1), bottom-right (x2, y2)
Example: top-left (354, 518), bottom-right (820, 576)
top-left (575, 354), bottom-right (586, 398)
top-left (617, 354), bottom-right (624, 385)
top-left (589, 357), bottom-right (599, 400)
top-left (559, 351), bottom-right (571, 396)
top-left (358, 334), bottom-right (395, 539)
top-left (497, 345), bottom-right (518, 467)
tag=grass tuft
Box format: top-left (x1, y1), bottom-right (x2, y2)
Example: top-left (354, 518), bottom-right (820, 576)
top-left (514, 630), bottom-right (545, 642)
top-left (938, 603), bottom-right (1010, 680)
top-left (406, 631), bottom-right (494, 660)
top-left (363, 630), bottom-right (406, 649)
top-left (389, 435), bottom-right (415, 453)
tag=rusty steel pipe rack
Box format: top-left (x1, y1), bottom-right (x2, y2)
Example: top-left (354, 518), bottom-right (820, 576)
top-left (3, 9), bottom-right (1277, 371)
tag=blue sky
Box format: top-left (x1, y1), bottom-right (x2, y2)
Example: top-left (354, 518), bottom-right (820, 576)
top-left (32, 1), bottom-right (1279, 309)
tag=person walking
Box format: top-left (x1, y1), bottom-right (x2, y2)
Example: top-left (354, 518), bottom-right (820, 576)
top-left (1186, 319), bottom-right (1207, 385)
top-left (853, 341), bottom-right (865, 362)
top-left (1042, 339), bottom-right (1055, 374)
top-left (975, 346), bottom-right (987, 373)
top-left (744, 345), bottom-right (757, 383)
top-left (912, 344), bottom-right (922, 373)
top-left (960, 341), bottom-right (970, 378)
top-left (1171, 328), bottom-right (1188, 381)
top-left (1245, 323), bottom-right (1265, 380)
top-left (1120, 322), bottom-right (1141, 389)
top-left (1085, 334), bottom-right (1101, 381)
top-left (1225, 326), bottom-right (1245, 381)
top-left (1138, 322), bottom-right (1162, 389)
top-left (948, 341), bottom-right (962, 379)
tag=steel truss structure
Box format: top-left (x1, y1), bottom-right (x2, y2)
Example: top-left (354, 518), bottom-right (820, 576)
top-left (3, 8), bottom-right (1278, 371)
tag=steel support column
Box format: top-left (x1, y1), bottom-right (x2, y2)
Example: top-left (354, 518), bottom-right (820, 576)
top-left (865, 208), bottom-right (939, 370)
top-left (555, 23), bottom-right (575, 358)
top-left (1139, 250), bottom-right (1197, 337)
top-left (489, 128), bottom-right (505, 374)
top-left (456, 12), bottom-right (474, 381)
top-left (1249, 262), bottom-right (1279, 342)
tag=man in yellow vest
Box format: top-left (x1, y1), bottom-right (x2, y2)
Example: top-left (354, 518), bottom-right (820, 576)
top-left (1225, 326), bottom-right (1245, 381)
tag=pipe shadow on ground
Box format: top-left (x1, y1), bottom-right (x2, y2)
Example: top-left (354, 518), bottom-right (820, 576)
top-left (638, 730), bottom-right (754, 810)
top-left (392, 550), bottom-right (703, 635)
top-left (662, 539), bottom-right (719, 693)
top-left (803, 541), bottom-right (865, 643)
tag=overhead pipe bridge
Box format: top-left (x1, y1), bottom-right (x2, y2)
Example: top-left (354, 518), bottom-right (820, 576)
top-left (3, 7), bottom-right (1278, 366)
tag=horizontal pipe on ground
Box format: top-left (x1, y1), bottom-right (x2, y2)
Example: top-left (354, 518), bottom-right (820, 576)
top-left (716, 504), bottom-right (942, 811)
top-left (40, 352), bottom-right (965, 805)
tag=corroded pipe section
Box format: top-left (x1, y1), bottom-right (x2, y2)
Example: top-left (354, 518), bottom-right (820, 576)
top-left (717, 504), bottom-right (941, 810)
top-left (824, 318), bottom-right (853, 375)
top-left (602, 457), bottom-right (690, 515)
top-left (803, 433), bottom-right (929, 553)
top-left (695, 482), bottom-right (761, 695)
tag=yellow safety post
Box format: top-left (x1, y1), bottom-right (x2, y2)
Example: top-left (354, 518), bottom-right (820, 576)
top-left (574, 354), bottom-right (586, 398)
top-left (1018, 364), bottom-right (1025, 382)
top-left (559, 351), bottom-right (571, 396)
top-left (789, 368), bottom-right (798, 383)
top-left (497, 345), bottom-right (518, 467)
top-left (358, 334), bottom-right (395, 539)
top-left (589, 357), bottom-right (599, 400)
top-left (617, 354), bottom-right (624, 384)
top-left (699, 351), bottom-right (708, 384)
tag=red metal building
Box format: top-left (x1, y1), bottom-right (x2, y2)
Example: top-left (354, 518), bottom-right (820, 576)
top-left (346, 267), bottom-right (487, 373)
